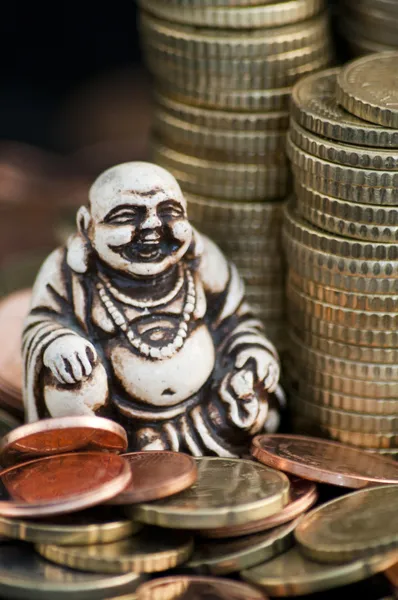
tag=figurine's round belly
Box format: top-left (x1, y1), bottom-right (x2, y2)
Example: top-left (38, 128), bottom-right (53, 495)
top-left (110, 324), bottom-right (215, 406)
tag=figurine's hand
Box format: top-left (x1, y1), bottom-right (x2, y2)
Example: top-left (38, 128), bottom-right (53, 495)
top-left (235, 347), bottom-right (280, 393)
top-left (43, 335), bottom-right (98, 385)
top-left (219, 369), bottom-right (261, 430)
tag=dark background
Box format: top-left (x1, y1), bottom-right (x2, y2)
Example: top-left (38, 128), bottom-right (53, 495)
top-left (0, 3), bottom-right (143, 152)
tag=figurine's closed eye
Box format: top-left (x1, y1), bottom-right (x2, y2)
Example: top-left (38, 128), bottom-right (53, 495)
top-left (104, 206), bottom-right (142, 225)
top-left (157, 201), bottom-right (185, 220)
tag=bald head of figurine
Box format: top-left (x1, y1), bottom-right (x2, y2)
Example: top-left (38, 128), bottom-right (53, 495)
top-left (78, 162), bottom-right (193, 277)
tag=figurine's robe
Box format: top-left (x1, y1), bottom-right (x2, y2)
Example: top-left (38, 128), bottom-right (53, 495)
top-left (23, 234), bottom-right (280, 456)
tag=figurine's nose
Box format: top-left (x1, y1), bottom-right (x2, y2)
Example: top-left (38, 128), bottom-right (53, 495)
top-left (141, 209), bottom-right (162, 230)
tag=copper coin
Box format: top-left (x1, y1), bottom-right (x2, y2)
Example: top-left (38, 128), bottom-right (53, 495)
top-left (108, 451), bottom-right (197, 505)
top-left (0, 416), bottom-right (128, 467)
top-left (0, 451), bottom-right (131, 518)
top-left (136, 575), bottom-right (267, 600)
top-left (0, 288), bottom-right (30, 413)
top-left (251, 434), bottom-right (398, 488)
top-left (201, 476), bottom-right (318, 539)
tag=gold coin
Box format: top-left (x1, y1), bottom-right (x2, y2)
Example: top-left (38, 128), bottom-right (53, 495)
top-left (128, 457), bottom-right (290, 530)
top-left (299, 203), bottom-right (398, 243)
top-left (288, 270), bottom-right (398, 312)
top-left (292, 415), bottom-right (398, 448)
top-left (284, 235), bottom-right (398, 287)
top-left (136, 576), bottom-right (266, 600)
top-left (291, 395), bottom-right (398, 434)
top-left (286, 377), bottom-right (398, 415)
top-left (155, 93), bottom-right (289, 132)
top-left (158, 82), bottom-right (292, 112)
top-left (0, 542), bottom-right (143, 600)
top-left (294, 168), bottom-right (398, 205)
top-left (288, 309), bottom-right (398, 347)
top-left (241, 546), bottom-right (398, 596)
top-left (291, 323), bottom-right (398, 363)
top-left (295, 183), bottom-right (398, 226)
top-left (337, 52), bottom-right (398, 129)
top-left (141, 12), bottom-right (329, 60)
top-left (187, 518), bottom-right (298, 575)
top-left (144, 41), bottom-right (330, 82)
top-left (186, 192), bottom-right (284, 230)
top-left (295, 485), bottom-right (398, 562)
top-left (154, 111), bottom-right (287, 159)
top-left (287, 359), bottom-right (398, 398)
top-left (145, 51), bottom-right (331, 93)
top-left (152, 142), bottom-right (290, 201)
top-left (285, 203), bottom-right (398, 261)
top-left (287, 137), bottom-right (398, 188)
top-left (288, 329), bottom-right (398, 381)
top-left (290, 67), bottom-right (398, 148)
top-left (290, 119), bottom-right (398, 170)
top-left (37, 529), bottom-right (193, 574)
top-left (139, 0), bottom-right (325, 28)
top-left (287, 282), bottom-right (398, 330)
top-left (0, 507), bottom-right (141, 546)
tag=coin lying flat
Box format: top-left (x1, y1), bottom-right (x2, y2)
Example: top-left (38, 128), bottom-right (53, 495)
top-left (241, 546), bottom-right (398, 596)
top-left (295, 485), bottom-right (398, 562)
top-left (0, 416), bottom-right (128, 467)
top-left (0, 542), bottom-right (143, 600)
top-left (108, 451), bottom-right (197, 505)
top-left (251, 434), bottom-right (398, 487)
top-left (337, 52), bottom-right (398, 129)
top-left (0, 452), bottom-right (132, 518)
top-left (201, 477), bottom-right (317, 539)
top-left (0, 506), bottom-right (140, 545)
top-left (37, 528), bottom-right (193, 574)
top-left (291, 68), bottom-right (398, 147)
top-left (188, 518), bottom-right (298, 575)
top-left (129, 457), bottom-right (290, 529)
top-left (136, 575), bottom-right (266, 600)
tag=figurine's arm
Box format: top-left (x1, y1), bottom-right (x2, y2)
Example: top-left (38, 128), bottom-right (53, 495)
top-left (198, 233), bottom-right (281, 434)
top-left (23, 248), bottom-right (100, 420)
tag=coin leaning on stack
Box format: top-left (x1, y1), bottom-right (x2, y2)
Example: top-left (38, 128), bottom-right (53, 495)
top-left (284, 53), bottom-right (398, 457)
top-left (339, 0), bottom-right (398, 57)
top-left (137, 0), bottom-right (333, 350)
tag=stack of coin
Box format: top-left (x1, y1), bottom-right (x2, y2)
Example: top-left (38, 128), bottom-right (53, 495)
top-left (137, 0), bottom-right (333, 349)
top-left (284, 53), bottom-right (398, 456)
top-left (340, 0), bottom-right (398, 57)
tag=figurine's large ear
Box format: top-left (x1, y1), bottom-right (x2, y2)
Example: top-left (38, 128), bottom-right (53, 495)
top-left (185, 226), bottom-right (204, 262)
top-left (66, 206), bottom-right (93, 274)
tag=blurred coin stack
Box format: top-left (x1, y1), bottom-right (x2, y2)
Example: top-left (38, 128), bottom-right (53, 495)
top-left (137, 0), bottom-right (333, 349)
top-left (284, 54), bottom-right (398, 457)
top-left (340, 0), bottom-right (398, 57)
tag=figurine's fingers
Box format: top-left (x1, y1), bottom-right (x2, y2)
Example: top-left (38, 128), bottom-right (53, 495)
top-left (55, 358), bottom-right (76, 385)
top-left (85, 343), bottom-right (97, 364)
top-left (78, 351), bottom-right (93, 377)
top-left (51, 364), bottom-right (67, 385)
top-left (264, 364), bottom-right (279, 393)
top-left (69, 354), bottom-right (83, 381)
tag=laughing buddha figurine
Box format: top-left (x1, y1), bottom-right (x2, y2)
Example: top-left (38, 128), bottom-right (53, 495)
top-left (22, 162), bottom-right (283, 456)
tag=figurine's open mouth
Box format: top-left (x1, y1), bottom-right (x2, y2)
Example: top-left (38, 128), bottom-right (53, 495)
top-left (110, 234), bottom-right (183, 263)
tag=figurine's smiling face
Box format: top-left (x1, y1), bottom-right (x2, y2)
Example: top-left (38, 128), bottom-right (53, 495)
top-left (87, 163), bottom-right (192, 277)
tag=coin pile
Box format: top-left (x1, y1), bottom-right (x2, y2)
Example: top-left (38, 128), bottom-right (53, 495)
top-left (137, 0), bottom-right (333, 349)
top-left (0, 423), bottom-right (398, 598)
top-left (340, 0), bottom-right (398, 57)
top-left (284, 52), bottom-right (398, 456)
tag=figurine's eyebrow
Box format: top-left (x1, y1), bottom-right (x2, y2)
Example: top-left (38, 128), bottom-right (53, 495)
top-left (157, 199), bottom-right (186, 213)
